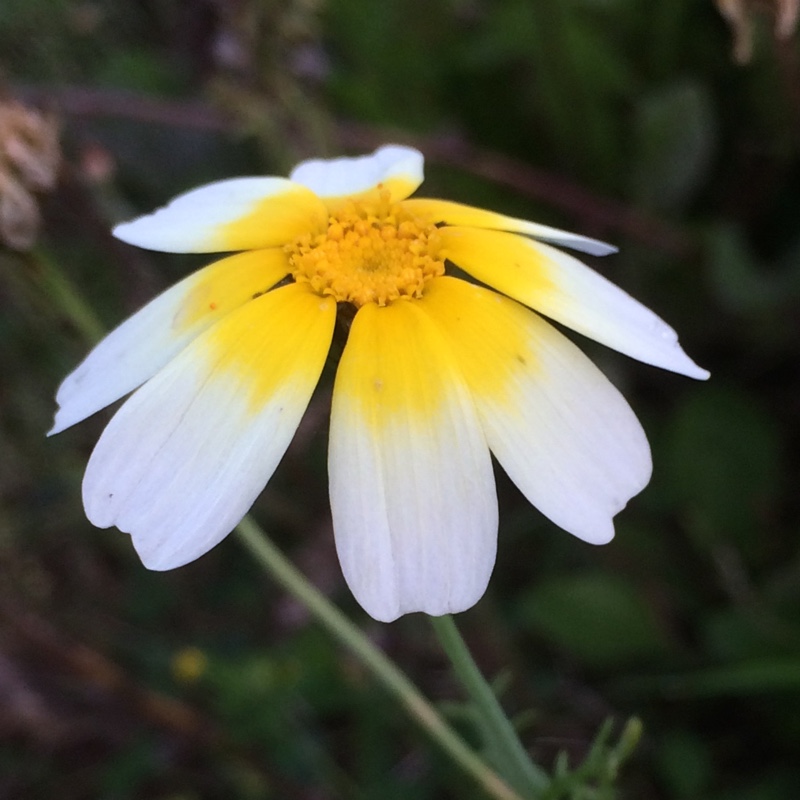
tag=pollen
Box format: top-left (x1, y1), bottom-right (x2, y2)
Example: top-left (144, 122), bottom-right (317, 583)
top-left (286, 195), bottom-right (445, 307)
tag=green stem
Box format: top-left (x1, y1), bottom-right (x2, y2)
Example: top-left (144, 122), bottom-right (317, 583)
top-left (29, 248), bottom-right (106, 345)
top-left (235, 517), bottom-right (525, 800)
top-left (430, 615), bottom-right (551, 797)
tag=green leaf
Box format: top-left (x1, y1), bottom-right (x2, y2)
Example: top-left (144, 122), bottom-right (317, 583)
top-left (517, 572), bottom-right (670, 669)
top-left (706, 222), bottom-right (800, 315)
top-left (655, 730), bottom-right (713, 799)
top-left (631, 81), bottom-right (716, 211)
top-left (664, 385), bottom-right (782, 554)
top-left (628, 657), bottom-right (800, 698)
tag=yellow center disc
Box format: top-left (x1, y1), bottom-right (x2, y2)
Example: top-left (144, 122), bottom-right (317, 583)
top-left (287, 196), bottom-right (444, 307)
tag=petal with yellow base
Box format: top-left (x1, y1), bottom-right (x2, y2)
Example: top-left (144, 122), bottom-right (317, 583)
top-left (114, 178), bottom-right (328, 253)
top-left (50, 248), bottom-right (291, 434)
top-left (438, 226), bottom-right (709, 379)
top-left (82, 283), bottom-right (336, 569)
top-left (421, 277), bottom-right (652, 544)
top-left (290, 145), bottom-right (424, 211)
top-left (403, 197), bottom-right (616, 256)
top-left (328, 299), bottom-right (497, 622)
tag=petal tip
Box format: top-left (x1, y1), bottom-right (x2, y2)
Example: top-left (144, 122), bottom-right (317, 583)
top-left (580, 522), bottom-right (616, 546)
top-left (112, 214), bottom-right (177, 251)
top-left (358, 593), bottom-right (485, 623)
top-left (135, 542), bottom-right (185, 572)
top-left (589, 242), bottom-right (619, 256)
top-left (665, 348), bottom-right (711, 380)
top-left (112, 214), bottom-right (171, 249)
top-left (111, 219), bottom-right (135, 243)
top-left (48, 402), bottom-right (84, 436)
top-left (290, 144), bottom-right (424, 201)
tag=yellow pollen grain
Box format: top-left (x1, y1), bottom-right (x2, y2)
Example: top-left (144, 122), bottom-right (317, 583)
top-left (286, 196), bottom-right (445, 307)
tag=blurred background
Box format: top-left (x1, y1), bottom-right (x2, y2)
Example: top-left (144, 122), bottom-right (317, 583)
top-left (2, 0), bottom-right (800, 798)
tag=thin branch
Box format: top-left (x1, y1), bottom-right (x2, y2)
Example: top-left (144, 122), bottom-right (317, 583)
top-left (19, 84), bottom-right (695, 258)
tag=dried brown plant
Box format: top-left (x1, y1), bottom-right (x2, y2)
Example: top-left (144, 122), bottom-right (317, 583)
top-left (0, 99), bottom-right (60, 250)
top-left (716, 0), bottom-right (800, 62)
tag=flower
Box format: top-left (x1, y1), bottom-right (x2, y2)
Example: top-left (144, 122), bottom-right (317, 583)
top-left (50, 145), bottom-right (708, 622)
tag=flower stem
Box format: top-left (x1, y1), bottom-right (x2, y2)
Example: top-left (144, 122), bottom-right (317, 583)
top-left (28, 248), bottom-right (106, 345)
top-left (235, 516), bottom-right (525, 800)
top-left (429, 615), bottom-right (551, 797)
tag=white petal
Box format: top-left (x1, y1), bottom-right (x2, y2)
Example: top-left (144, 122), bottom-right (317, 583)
top-left (82, 284), bottom-right (336, 569)
top-left (438, 227), bottom-right (709, 379)
top-left (290, 145), bottom-right (424, 205)
top-left (113, 178), bottom-right (326, 253)
top-left (421, 278), bottom-right (653, 544)
top-left (529, 239), bottom-right (710, 379)
top-left (50, 249), bottom-right (290, 435)
top-left (402, 197), bottom-right (617, 255)
top-left (328, 301), bottom-right (497, 622)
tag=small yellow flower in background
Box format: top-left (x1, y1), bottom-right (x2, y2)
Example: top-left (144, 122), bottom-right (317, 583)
top-left (172, 646), bottom-right (208, 684)
top-left (50, 146), bottom-right (708, 622)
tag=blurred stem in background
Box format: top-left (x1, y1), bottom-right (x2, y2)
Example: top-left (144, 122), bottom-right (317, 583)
top-left (26, 248), bottom-right (106, 345)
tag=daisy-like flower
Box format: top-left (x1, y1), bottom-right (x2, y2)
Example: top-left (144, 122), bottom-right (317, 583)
top-left (51, 145), bottom-right (708, 622)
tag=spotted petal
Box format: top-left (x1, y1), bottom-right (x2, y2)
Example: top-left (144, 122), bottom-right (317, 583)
top-left (403, 197), bottom-right (616, 256)
top-left (50, 249), bottom-right (291, 435)
top-left (421, 277), bottom-right (652, 544)
top-left (438, 226), bottom-right (709, 379)
top-left (328, 300), bottom-right (497, 622)
top-left (290, 145), bottom-right (424, 209)
top-left (113, 178), bottom-right (327, 253)
top-left (82, 283), bottom-right (336, 569)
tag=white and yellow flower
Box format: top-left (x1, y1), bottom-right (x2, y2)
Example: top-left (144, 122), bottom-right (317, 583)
top-left (51, 145), bottom-right (708, 622)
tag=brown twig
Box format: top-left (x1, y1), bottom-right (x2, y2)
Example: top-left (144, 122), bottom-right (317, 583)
top-left (19, 83), bottom-right (696, 258)
top-left (0, 598), bottom-right (317, 800)
top-left (19, 84), bottom-right (230, 133)
top-left (0, 597), bottom-right (220, 744)
top-left (337, 123), bottom-right (697, 258)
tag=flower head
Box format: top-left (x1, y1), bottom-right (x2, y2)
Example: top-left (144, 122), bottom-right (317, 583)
top-left (51, 145), bottom-right (708, 622)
